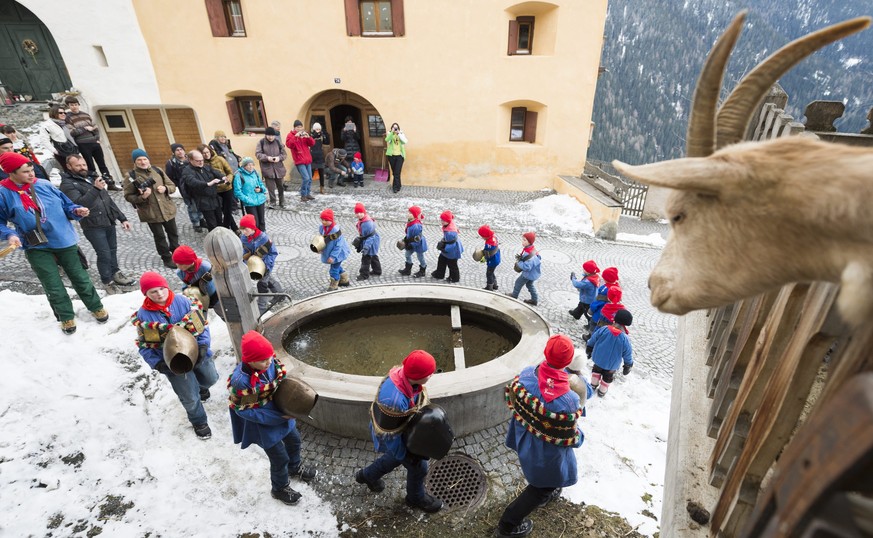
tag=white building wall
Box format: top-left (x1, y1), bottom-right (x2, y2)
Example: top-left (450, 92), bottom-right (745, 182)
top-left (19, 0), bottom-right (160, 107)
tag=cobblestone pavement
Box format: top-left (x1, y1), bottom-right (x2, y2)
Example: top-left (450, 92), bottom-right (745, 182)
top-left (1, 181), bottom-right (676, 517)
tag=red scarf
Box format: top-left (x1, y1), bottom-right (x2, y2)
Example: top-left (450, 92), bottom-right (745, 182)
top-left (246, 228), bottom-right (262, 240)
top-left (442, 220), bottom-right (458, 232)
top-left (244, 357), bottom-right (273, 389)
top-left (585, 273), bottom-right (600, 287)
top-left (183, 258), bottom-right (203, 284)
top-left (355, 215), bottom-right (372, 235)
top-left (388, 365), bottom-right (422, 405)
top-left (142, 290), bottom-right (175, 319)
top-left (601, 302), bottom-right (629, 334)
top-left (485, 234), bottom-right (498, 247)
top-left (537, 362), bottom-right (570, 403)
top-left (521, 244), bottom-right (536, 257)
top-left (321, 223), bottom-right (336, 235)
top-left (0, 178), bottom-right (37, 212)
top-left (405, 217), bottom-right (421, 231)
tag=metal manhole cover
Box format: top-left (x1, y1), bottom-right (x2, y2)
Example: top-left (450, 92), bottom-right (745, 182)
top-left (425, 453), bottom-right (487, 512)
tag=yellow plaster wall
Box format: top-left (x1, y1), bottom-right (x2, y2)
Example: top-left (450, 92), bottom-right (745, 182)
top-left (132, 0), bottom-right (608, 190)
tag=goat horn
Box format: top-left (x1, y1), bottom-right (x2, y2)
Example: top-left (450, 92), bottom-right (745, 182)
top-left (716, 16), bottom-right (871, 148)
top-left (686, 11), bottom-right (747, 158)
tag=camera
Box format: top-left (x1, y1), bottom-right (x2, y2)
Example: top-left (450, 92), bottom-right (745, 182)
top-left (24, 228), bottom-right (48, 247)
top-left (135, 177), bottom-right (156, 192)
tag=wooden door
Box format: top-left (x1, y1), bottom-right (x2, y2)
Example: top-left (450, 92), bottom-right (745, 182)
top-left (132, 109), bottom-right (171, 165)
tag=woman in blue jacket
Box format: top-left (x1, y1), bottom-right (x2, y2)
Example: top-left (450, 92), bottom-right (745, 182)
top-left (319, 208), bottom-right (351, 290)
top-left (233, 157), bottom-right (268, 231)
top-left (430, 210), bottom-right (464, 283)
top-left (398, 205), bottom-right (428, 277)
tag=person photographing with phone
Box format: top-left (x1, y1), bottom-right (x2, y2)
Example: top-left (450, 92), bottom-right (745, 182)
top-left (385, 123), bottom-right (407, 193)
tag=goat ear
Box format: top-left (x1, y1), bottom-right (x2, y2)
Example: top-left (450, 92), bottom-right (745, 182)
top-left (611, 157), bottom-right (741, 195)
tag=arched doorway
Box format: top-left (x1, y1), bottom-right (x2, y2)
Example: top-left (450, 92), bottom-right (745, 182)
top-left (306, 90), bottom-right (386, 173)
top-left (0, 0), bottom-right (71, 100)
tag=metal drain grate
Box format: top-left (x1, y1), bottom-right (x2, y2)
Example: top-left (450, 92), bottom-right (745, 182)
top-left (425, 453), bottom-right (488, 512)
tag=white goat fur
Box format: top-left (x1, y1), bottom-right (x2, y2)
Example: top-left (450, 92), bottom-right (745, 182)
top-left (613, 136), bottom-right (873, 324)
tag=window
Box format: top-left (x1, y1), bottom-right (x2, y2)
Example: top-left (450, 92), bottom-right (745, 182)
top-left (99, 111), bottom-right (131, 132)
top-left (510, 107), bottom-right (537, 143)
top-left (368, 115), bottom-right (386, 137)
top-left (205, 0), bottom-right (246, 37)
top-left (226, 96), bottom-right (267, 133)
top-left (344, 0), bottom-right (404, 37)
top-left (508, 16), bottom-right (535, 55)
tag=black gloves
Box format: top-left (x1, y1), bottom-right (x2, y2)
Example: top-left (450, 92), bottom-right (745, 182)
top-left (155, 362), bottom-right (170, 375)
top-left (585, 346), bottom-right (593, 359)
top-left (570, 272), bottom-right (577, 281)
top-left (622, 364), bottom-right (633, 376)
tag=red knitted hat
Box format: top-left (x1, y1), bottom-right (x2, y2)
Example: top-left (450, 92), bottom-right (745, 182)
top-left (172, 245), bottom-right (198, 265)
top-left (582, 260), bottom-right (599, 274)
top-left (353, 152), bottom-right (362, 159)
top-left (477, 225), bottom-right (493, 239)
top-left (320, 208), bottom-right (335, 222)
top-left (522, 232), bottom-right (536, 245)
top-left (354, 202), bottom-right (366, 214)
top-left (239, 214), bottom-right (257, 230)
top-left (408, 206), bottom-right (422, 219)
top-left (544, 334), bottom-right (575, 369)
top-left (602, 267), bottom-right (619, 284)
top-left (241, 330), bottom-right (275, 363)
top-left (607, 286), bottom-right (623, 303)
top-left (0, 152), bottom-right (31, 173)
top-left (140, 271), bottom-right (168, 295)
top-left (439, 210), bottom-right (454, 223)
top-left (403, 350), bottom-right (436, 380)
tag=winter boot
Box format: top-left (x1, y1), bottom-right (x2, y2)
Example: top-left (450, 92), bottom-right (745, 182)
top-left (537, 488), bottom-right (563, 508)
top-left (590, 372), bottom-right (602, 389)
top-left (320, 185), bottom-right (325, 194)
top-left (484, 284), bottom-right (493, 291)
top-left (568, 303), bottom-right (584, 320)
top-left (413, 266), bottom-right (427, 278)
top-left (494, 518), bottom-right (534, 538)
top-left (398, 262), bottom-right (413, 276)
top-left (328, 278), bottom-right (339, 290)
top-left (355, 469), bottom-right (385, 493)
top-left (271, 485), bottom-right (302, 506)
top-left (370, 256), bottom-right (382, 276)
top-left (338, 272), bottom-right (351, 287)
top-left (523, 299), bottom-right (538, 306)
top-left (597, 380), bottom-right (610, 397)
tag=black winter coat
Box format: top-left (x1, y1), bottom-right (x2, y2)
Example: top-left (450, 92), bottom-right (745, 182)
top-left (59, 172), bottom-right (128, 229)
top-left (310, 131), bottom-right (331, 167)
top-left (181, 164), bottom-right (223, 211)
top-left (342, 129), bottom-right (361, 159)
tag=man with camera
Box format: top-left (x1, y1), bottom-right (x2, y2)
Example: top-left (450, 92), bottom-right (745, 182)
top-left (60, 154), bottom-right (135, 293)
top-left (124, 148), bottom-right (179, 269)
top-left (180, 149), bottom-right (224, 231)
top-left (0, 152), bottom-right (108, 335)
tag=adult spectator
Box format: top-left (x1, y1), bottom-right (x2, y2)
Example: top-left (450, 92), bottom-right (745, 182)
top-left (124, 148), bottom-right (179, 268)
top-left (64, 97), bottom-right (120, 190)
top-left (233, 157), bottom-right (268, 231)
top-left (285, 120), bottom-right (315, 202)
top-left (341, 117), bottom-right (362, 167)
top-left (181, 149), bottom-right (223, 231)
top-left (386, 123), bottom-right (408, 194)
top-left (165, 143), bottom-right (206, 233)
top-left (325, 148), bottom-right (350, 188)
top-left (199, 144), bottom-right (238, 232)
top-left (0, 152), bottom-right (108, 335)
top-left (208, 130), bottom-right (241, 174)
top-left (0, 137), bottom-right (48, 180)
top-left (1, 125), bottom-right (43, 169)
top-left (255, 127), bottom-right (287, 210)
top-left (60, 154), bottom-right (135, 293)
top-left (42, 104), bottom-right (78, 176)
top-left (310, 122), bottom-right (330, 195)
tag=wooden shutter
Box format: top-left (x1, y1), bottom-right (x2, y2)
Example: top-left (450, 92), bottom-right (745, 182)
top-left (391, 0), bottom-right (405, 36)
top-left (523, 111), bottom-right (538, 143)
top-left (344, 0), bottom-right (362, 36)
top-left (205, 0), bottom-right (229, 37)
top-left (226, 100), bottom-right (243, 134)
top-left (507, 20), bottom-right (518, 55)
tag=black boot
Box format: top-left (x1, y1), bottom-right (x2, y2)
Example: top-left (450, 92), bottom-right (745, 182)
top-left (413, 266), bottom-right (427, 278)
top-left (568, 303), bottom-right (585, 320)
top-left (370, 256), bottom-right (382, 276)
top-left (398, 262), bottom-right (413, 276)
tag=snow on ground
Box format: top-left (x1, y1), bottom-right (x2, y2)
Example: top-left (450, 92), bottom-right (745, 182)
top-left (0, 290), bottom-right (340, 537)
top-left (617, 232), bottom-right (667, 247)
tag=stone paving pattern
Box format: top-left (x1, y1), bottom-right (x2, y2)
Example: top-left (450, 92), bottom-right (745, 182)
top-left (0, 180), bottom-right (676, 518)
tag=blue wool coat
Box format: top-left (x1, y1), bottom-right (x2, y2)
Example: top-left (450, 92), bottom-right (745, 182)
top-left (405, 221), bottom-right (427, 253)
top-left (0, 179), bottom-right (82, 250)
top-left (228, 361), bottom-right (296, 450)
top-left (483, 242), bottom-right (501, 267)
top-left (241, 231), bottom-right (278, 271)
top-left (135, 294), bottom-right (212, 369)
top-left (233, 167), bottom-right (268, 207)
top-left (517, 252), bottom-right (542, 281)
top-left (369, 376), bottom-right (422, 460)
top-left (589, 284), bottom-right (611, 323)
top-left (571, 275), bottom-right (599, 304)
top-left (506, 366), bottom-right (582, 488)
top-left (176, 259), bottom-right (217, 297)
top-left (589, 326), bottom-right (634, 372)
top-left (356, 217), bottom-right (381, 256)
top-left (439, 227), bottom-right (463, 260)
top-left (320, 223), bottom-right (350, 264)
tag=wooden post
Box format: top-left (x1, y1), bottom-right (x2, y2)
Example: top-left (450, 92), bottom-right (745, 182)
top-left (204, 227), bottom-right (259, 362)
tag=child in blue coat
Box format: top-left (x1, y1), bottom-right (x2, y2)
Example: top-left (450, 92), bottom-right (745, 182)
top-left (240, 214), bottom-right (286, 314)
top-left (507, 232), bottom-right (542, 306)
top-left (586, 309), bottom-right (634, 397)
top-left (228, 331), bottom-right (317, 506)
top-left (353, 202), bottom-right (381, 280)
top-left (172, 245), bottom-right (223, 319)
top-left (430, 210), bottom-right (463, 283)
top-left (399, 205), bottom-right (428, 278)
top-left (319, 208), bottom-right (351, 290)
top-left (478, 224), bottom-right (501, 291)
top-left (497, 334), bottom-right (583, 537)
top-left (350, 152), bottom-right (365, 187)
top-left (569, 260), bottom-right (600, 323)
top-left (588, 266), bottom-right (620, 334)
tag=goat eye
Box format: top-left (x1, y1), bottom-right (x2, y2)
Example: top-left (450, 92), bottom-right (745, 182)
top-left (671, 212), bottom-right (685, 225)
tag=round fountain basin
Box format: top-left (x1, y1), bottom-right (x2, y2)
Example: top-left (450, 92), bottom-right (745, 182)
top-left (260, 284), bottom-right (551, 440)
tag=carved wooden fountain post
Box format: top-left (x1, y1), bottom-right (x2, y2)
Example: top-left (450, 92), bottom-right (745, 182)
top-left (203, 227), bottom-right (259, 362)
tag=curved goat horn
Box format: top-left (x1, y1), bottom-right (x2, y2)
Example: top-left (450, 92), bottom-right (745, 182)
top-left (686, 11), bottom-right (747, 158)
top-left (716, 16), bottom-right (871, 148)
